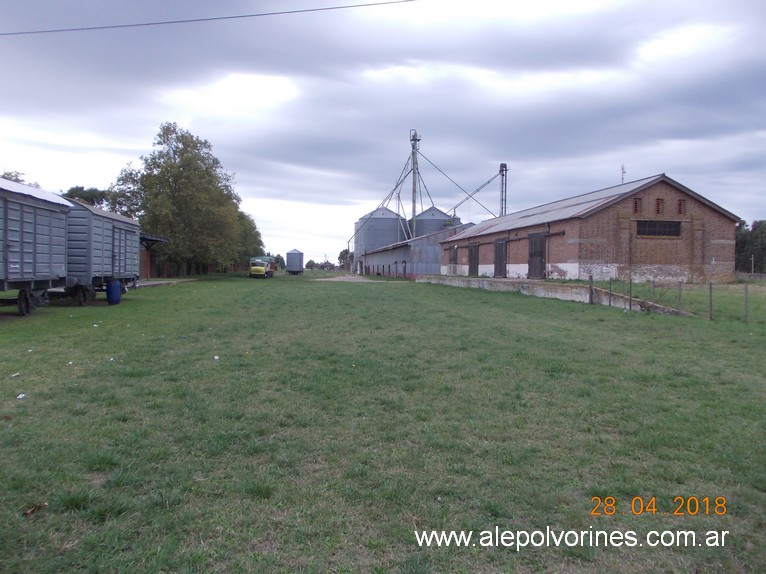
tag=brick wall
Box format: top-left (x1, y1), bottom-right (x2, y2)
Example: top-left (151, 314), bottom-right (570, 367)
top-left (577, 181), bottom-right (736, 281)
top-left (442, 181), bottom-right (737, 281)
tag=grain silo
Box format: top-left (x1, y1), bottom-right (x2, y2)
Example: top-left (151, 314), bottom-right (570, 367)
top-left (409, 206), bottom-right (461, 238)
top-left (353, 207), bottom-right (407, 257)
top-left (286, 249), bottom-right (304, 274)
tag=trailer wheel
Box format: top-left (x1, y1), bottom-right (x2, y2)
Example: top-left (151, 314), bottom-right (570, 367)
top-left (75, 286), bottom-right (96, 306)
top-left (17, 290), bottom-right (32, 316)
top-left (76, 286), bottom-right (88, 306)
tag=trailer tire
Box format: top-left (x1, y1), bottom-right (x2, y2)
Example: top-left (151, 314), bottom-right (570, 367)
top-left (76, 286), bottom-right (88, 306)
top-left (75, 286), bottom-right (96, 306)
top-left (17, 291), bottom-right (32, 316)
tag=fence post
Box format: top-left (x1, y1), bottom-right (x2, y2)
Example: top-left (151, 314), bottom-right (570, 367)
top-left (708, 282), bottom-right (713, 321)
top-left (608, 278), bottom-right (613, 307)
top-left (744, 283), bottom-right (749, 323)
top-left (678, 281), bottom-right (683, 313)
top-left (652, 279), bottom-right (656, 306)
top-left (589, 274), bottom-right (594, 304)
top-left (629, 276), bottom-right (633, 311)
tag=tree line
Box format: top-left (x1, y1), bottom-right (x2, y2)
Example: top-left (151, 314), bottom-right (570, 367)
top-left (736, 220), bottom-right (765, 273)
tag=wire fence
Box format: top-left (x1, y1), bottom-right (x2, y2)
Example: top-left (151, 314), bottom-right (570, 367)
top-left (594, 278), bottom-right (766, 323)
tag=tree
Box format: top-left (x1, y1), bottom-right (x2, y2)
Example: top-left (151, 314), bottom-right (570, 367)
top-left (63, 186), bottom-right (109, 208)
top-left (108, 164), bottom-right (145, 219)
top-left (112, 122), bottom-right (258, 273)
top-left (236, 211), bottom-right (265, 263)
top-left (2, 171), bottom-right (40, 187)
top-left (736, 220), bottom-right (765, 273)
top-left (338, 248), bottom-right (353, 270)
top-left (305, 259), bottom-right (317, 270)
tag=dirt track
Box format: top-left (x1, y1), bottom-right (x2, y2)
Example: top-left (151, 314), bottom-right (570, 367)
top-left (312, 274), bottom-right (372, 282)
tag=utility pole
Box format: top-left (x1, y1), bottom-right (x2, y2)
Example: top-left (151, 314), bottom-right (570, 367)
top-left (410, 129), bottom-right (420, 239)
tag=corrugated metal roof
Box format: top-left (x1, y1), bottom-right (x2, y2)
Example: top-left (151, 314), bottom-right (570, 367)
top-left (445, 174), bottom-right (738, 242)
top-left (0, 177), bottom-right (72, 207)
top-left (67, 197), bottom-right (139, 225)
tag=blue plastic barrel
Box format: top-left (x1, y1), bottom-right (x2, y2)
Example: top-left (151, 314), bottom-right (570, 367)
top-left (106, 279), bottom-right (122, 305)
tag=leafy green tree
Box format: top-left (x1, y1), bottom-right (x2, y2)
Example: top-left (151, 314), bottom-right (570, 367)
top-left (305, 259), bottom-right (317, 270)
top-left (2, 171), bottom-right (40, 187)
top-left (112, 122), bottom-right (260, 273)
top-left (736, 220), bottom-right (765, 273)
top-left (237, 211), bottom-right (265, 263)
top-left (142, 123), bottom-right (242, 271)
top-left (2, 171), bottom-right (24, 182)
top-left (338, 248), bottom-right (353, 269)
top-left (108, 164), bottom-right (145, 219)
top-left (63, 186), bottom-right (109, 208)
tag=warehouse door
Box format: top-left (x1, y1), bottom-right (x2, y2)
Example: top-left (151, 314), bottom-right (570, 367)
top-left (528, 235), bottom-right (546, 279)
top-left (494, 240), bottom-right (507, 277)
top-left (468, 244), bottom-right (479, 276)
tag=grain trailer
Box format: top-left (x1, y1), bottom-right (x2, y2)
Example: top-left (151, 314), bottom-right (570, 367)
top-left (0, 178), bottom-right (70, 315)
top-left (64, 198), bottom-right (140, 304)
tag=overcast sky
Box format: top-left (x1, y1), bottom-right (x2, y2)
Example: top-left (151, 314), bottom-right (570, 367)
top-left (1, 0), bottom-right (764, 263)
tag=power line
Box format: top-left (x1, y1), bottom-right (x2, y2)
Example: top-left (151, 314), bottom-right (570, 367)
top-left (0, 0), bottom-right (416, 37)
top-left (418, 151), bottom-right (496, 217)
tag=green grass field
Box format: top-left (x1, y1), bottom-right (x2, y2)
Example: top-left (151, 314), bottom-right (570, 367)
top-left (1, 274), bottom-right (764, 573)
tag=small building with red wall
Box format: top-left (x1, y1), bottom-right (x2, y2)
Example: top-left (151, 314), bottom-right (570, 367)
top-left (439, 174), bottom-right (739, 283)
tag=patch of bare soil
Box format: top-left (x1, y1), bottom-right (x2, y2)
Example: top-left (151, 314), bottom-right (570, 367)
top-left (312, 274), bottom-right (373, 282)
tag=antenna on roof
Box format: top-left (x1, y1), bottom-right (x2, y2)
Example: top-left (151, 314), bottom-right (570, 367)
top-left (621, 164), bottom-right (626, 184)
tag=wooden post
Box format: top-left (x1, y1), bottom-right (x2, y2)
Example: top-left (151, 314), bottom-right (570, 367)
top-left (608, 278), bottom-right (613, 307)
top-left (589, 274), bottom-right (594, 304)
top-left (678, 281), bottom-right (682, 313)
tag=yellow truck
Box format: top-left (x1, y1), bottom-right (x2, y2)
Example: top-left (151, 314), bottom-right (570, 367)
top-left (249, 258), bottom-right (267, 279)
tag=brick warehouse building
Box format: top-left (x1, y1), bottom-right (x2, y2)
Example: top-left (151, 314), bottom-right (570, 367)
top-left (439, 174), bottom-right (739, 282)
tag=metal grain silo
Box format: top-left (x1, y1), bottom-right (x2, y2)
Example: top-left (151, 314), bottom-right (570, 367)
top-left (409, 206), bottom-right (461, 238)
top-left (286, 249), bottom-right (304, 274)
top-left (353, 207), bottom-right (407, 256)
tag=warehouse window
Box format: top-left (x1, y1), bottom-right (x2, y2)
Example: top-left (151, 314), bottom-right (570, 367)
top-left (655, 198), bottom-right (664, 214)
top-left (633, 198), bottom-right (642, 214)
top-left (637, 220), bottom-right (681, 237)
top-left (677, 199), bottom-right (686, 215)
